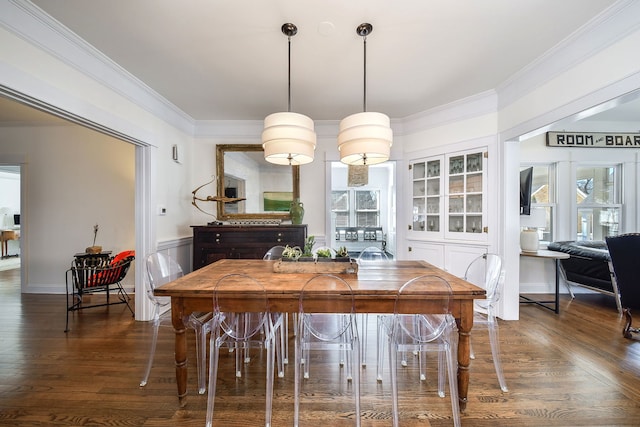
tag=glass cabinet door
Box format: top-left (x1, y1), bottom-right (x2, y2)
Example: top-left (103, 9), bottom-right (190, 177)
top-left (446, 150), bottom-right (485, 238)
top-left (410, 149), bottom-right (486, 241)
top-left (411, 158), bottom-right (442, 234)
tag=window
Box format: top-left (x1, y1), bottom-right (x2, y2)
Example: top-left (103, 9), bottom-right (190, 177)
top-left (355, 190), bottom-right (380, 227)
top-left (575, 165), bottom-right (621, 241)
top-left (331, 191), bottom-right (349, 227)
top-left (331, 190), bottom-right (380, 227)
top-left (521, 164), bottom-right (555, 244)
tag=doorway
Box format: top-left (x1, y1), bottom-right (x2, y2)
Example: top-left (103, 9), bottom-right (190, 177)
top-left (329, 162), bottom-right (397, 258)
top-left (0, 93), bottom-right (154, 321)
top-left (0, 165), bottom-right (21, 271)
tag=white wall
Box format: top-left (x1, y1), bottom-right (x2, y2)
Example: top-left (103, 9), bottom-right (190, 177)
top-left (0, 124), bottom-right (135, 293)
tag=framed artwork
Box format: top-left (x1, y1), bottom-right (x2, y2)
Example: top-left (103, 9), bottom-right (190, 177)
top-left (263, 191), bottom-right (293, 212)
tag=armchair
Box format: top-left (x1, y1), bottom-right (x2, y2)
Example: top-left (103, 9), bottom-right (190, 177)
top-left (605, 233), bottom-right (640, 339)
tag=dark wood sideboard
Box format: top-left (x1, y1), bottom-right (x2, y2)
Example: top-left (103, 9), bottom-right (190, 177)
top-left (191, 224), bottom-right (307, 270)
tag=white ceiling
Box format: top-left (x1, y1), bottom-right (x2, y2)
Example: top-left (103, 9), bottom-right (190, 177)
top-left (22, 0), bottom-right (622, 122)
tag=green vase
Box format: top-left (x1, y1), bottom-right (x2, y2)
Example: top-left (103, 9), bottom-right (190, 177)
top-left (290, 198), bottom-right (304, 225)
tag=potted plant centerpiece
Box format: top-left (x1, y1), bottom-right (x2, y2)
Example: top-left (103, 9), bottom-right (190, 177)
top-left (281, 245), bottom-right (301, 261)
top-left (299, 235), bottom-right (315, 262)
top-left (315, 247), bottom-right (332, 262)
top-left (334, 246), bottom-right (350, 262)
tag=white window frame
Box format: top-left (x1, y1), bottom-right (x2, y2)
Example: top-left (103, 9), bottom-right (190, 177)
top-left (572, 163), bottom-right (623, 241)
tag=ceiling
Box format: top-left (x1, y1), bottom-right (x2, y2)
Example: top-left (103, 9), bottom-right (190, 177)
top-left (18, 0), bottom-right (622, 122)
top-left (2, 0), bottom-right (638, 129)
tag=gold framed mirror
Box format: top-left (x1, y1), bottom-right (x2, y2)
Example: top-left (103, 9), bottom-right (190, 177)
top-left (216, 144), bottom-right (300, 220)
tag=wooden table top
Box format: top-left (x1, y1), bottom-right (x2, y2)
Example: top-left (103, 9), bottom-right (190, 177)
top-left (155, 259), bottom-right (485, 304)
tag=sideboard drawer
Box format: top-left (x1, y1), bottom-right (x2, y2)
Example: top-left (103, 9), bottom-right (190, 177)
top-left (191, 225), bottom-right (307, 270)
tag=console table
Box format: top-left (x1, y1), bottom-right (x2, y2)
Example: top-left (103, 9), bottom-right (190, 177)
top-left (191, 224), bottom-right (307, 270)
top-left (519, 249), bottom-right (570, 313)
top-left (1, 228), bottom-right (20, 258)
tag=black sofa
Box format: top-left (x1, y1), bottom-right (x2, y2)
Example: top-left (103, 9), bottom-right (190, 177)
top-left (547, 240), bottom-right (621, 311)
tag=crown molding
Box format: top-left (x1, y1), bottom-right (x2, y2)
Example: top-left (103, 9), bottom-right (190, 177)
top-left (399, 90), bottom-right (498, 135)
top-left (0, 0), bottom-right (195, 136)
top-left (497, 0), bottom-right (640, 111)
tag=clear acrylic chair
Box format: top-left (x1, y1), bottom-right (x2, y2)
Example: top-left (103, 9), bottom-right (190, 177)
top-left (206, 273), bottom-right (283, 427)
top-left (294, 274), bottom-right (361, 427)
top-left (382, 275), bottom-right (460, 427)
top-left (140, 252), bottom-right (213, 394)
top-left (357, 246), bottom-right (389, 367)
top-left (263, 245), bottom-right (286, 260)
top-left (464, 253), bottom-right (508, 392)
top-left (263, 245), bottom-right (289, 375)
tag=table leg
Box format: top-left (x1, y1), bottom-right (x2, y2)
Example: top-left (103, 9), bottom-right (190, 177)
top-left (171, 298), bottom-right (189, 407)
top-left (455, 301), bottom-right (474, 412)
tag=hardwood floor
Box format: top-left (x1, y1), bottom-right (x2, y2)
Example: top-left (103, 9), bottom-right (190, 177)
top-left (1, 266), bottom-right (640, 426)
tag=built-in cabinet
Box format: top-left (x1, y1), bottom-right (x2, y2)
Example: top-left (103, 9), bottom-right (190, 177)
top-left (192, 224), bottom-right (307, 270)
top-left (410, 149), bottom-right (487, 241)
top-left (407, 146), bottom-right (491, 271)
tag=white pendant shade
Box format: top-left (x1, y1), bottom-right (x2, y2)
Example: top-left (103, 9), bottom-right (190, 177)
top-left (338, 111), bottom-right (393, 165)
top-left (262, 112), bottom-right (317, 165)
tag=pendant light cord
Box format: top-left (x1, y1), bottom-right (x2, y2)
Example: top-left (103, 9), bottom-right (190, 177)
top-left (287, 34), bottom-right (292, 113)
top-left (363, 34), bottom-right (367, 113)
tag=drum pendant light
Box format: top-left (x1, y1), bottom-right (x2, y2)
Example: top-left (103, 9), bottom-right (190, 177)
top-left (262, 23), bottom-right (316, 166)
top-left (338, 23), bottom-right (393, 166)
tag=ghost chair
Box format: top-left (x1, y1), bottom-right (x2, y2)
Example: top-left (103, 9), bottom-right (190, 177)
top-left (140, 252), bottom-right (213, 395)
top-left (357, 246), bottom-right (390, 367)
top-left (263, 245), bottom-right (286, 260)
top-left (381, 275), bottom-right (460, 427)
top-left (206, 273), bottom-right (283, 427)
top-left (263, 245), bottom-right (289, 375)
top-left (294, 274), bottom-right (361, 427)
top-left (463, 253), bottom-right (508, 392)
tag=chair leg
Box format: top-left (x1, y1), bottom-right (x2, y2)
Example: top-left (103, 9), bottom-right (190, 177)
top-left (376, 316), bottom-right (386, 382)
top-left (389, 339), bottom-right (400, 427)
top-left (194, 326), bottom-right (207, 395)
top-left (303, 325), bottom-right (311, 379)
top-left (352, 333), bottom-right (362, 427)
top-left (622, 308), bottom-right (640, 339)
top-left (206, 332), bottom-right (222, 427)
top-left (264, 327), bottom-right (276, 427)
top-left (436, 350), bottom-right (446, 397)
top-left (294, 325), bottom-right (302, 427)
top-left (140, 318), bottom-right (160, 387)
top-left (469, 339), bottom-right (475, 359)
top-left (444, 343), bottom-right (462, 427)
top-left (487, 319), bottom-right (508, 392)
top-left (283, 313), bottom-right (290, 365)
top-left (274, 314), bottom-right (285, 378)
top-left (360, 313), bottom-right (368, 367)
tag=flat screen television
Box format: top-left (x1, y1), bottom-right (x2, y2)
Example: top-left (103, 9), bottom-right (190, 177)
top-left (520, 167), bottom-right (533, 215)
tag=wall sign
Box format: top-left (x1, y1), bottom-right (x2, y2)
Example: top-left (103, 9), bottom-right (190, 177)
top-left (546, 131), bottom-right (640, 147)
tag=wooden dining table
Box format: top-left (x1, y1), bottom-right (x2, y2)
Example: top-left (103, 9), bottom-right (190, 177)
top-left (154, 258), bottom-right (486, 410)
